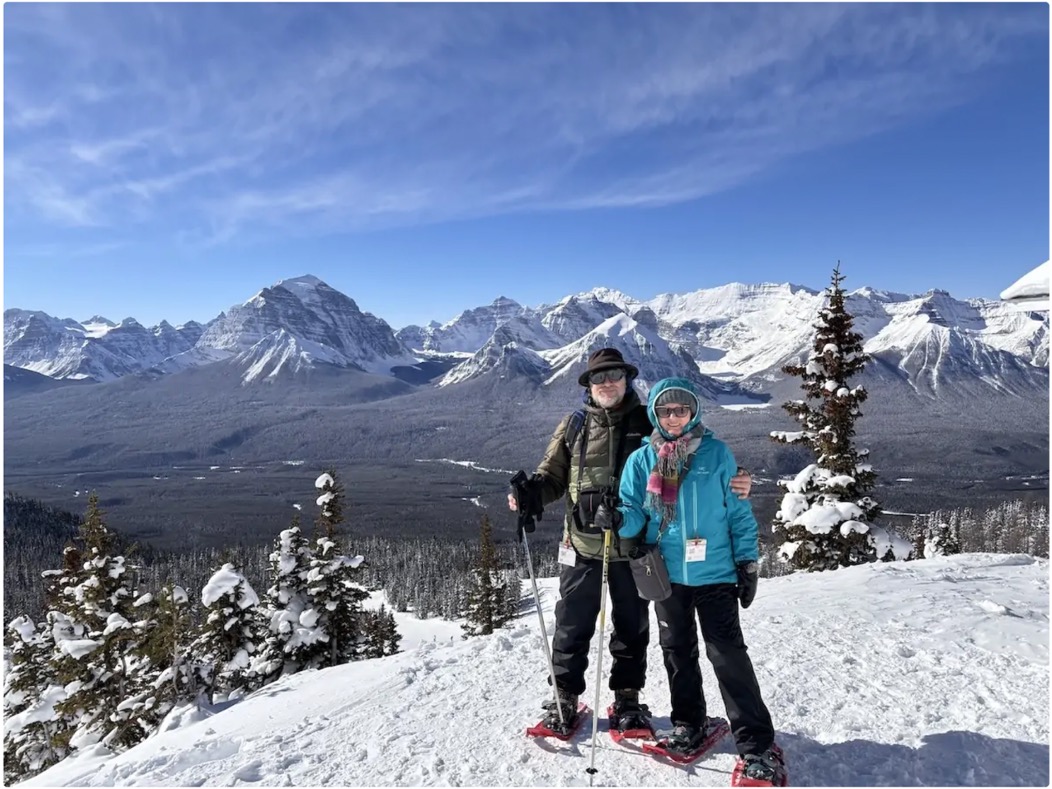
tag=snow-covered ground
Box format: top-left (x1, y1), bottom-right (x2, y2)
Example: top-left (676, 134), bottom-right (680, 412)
top-left (22, 553), bottom-right (1049, 787)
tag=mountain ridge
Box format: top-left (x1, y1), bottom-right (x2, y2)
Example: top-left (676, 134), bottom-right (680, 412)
top-left (4, 275), bottom-right (1047, 402)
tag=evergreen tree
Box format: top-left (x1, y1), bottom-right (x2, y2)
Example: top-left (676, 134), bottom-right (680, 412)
top-left (911, 515), bottom-right (927, 560)
top-left (250, 517), bottom-right (324, 684)
top-left (51, 492), bottom-right (146, 752)
top-left (305, 470), bottom-right (369, 668)
top-left (462, 514), bottom-right (508, 636)
top-left (770, 264), bottom-right (904, 571)
top-left (362, 605), bottom-right (401, 658)
top-left (103, 586), bottom-right (194, 743)
top-left (380, 606), bottom-right (401, 656)
top-left (192, 565), bottom-right (263, 703)
top-left (3, 616), bottom-right (66, 782)
top-left (1030, 505), bottom-right (1049, 559)
top-left (499, 569), bottom-right (523, 623)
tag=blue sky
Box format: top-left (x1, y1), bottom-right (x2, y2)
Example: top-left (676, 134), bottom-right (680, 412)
top-left (4, 3), bottom-right (1049, 329)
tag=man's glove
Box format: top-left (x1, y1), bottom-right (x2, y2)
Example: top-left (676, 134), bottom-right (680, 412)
top-left (736, 561), bottom-right (759, 609)
top-left (593, 491), bottom-right (623, 533)
top-left (510, 471), bottom-right (545, 541)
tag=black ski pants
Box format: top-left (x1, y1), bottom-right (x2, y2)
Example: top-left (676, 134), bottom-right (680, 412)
top-left (656, 582), bottom-right (774, 756)
top-left (551, 557), bottom-right (649, 696)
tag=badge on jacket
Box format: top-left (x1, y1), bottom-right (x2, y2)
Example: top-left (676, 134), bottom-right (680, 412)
top-left (685, 539), bottom-right (707, 562)
top-left (558, 541), bottom-right (577, 567)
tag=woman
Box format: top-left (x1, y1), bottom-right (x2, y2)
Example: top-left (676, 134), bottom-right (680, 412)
top-left (617, 377), bottom-right (784, 785)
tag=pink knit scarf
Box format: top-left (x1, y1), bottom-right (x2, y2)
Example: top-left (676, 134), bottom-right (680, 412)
top-left (645, 427), bottom-right (703, 525)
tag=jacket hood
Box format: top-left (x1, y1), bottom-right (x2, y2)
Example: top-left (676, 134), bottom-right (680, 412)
top-left (646, 377), bottom-right (703, 438)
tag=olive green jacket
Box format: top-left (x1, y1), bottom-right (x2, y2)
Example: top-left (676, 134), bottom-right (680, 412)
top-left (535, 390), bottom-right (651, 561)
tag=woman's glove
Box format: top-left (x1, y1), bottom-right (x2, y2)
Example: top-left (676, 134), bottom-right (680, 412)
top-left (736, 561), bottom-right (759, 608)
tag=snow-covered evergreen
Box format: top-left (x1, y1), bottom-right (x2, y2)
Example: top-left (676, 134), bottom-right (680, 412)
top-left (250, 520), bottom-right (323, 682)
top-left (771, 265), bottom-right (910, 570)
top-left (191, 568), bottom-right (262, 703)
top-left (3, 616), bottom-right (65, 782)
top-left (110, 584), bottom-right (197, 746)
top-left (305, 470), bottom-right (369, 667)
top-left (50, 493), bottom-right (148, 752)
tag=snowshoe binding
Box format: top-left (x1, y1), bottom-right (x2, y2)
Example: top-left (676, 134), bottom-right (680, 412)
top-left (526, 691), bottom-right (589, 741)
top-left (643, 717), bottom-right (730, 764)
top-left (608, 689), bottom-right (653, 743)
top-left (731, 744), bottom-right (788, 787)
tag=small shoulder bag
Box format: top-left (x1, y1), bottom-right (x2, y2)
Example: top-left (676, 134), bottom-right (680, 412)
top-left (628, 451), bottom-right (696, 602)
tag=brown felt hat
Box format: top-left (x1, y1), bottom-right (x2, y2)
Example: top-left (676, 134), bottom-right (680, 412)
top-left (577, 347), bottom-right (639, 387)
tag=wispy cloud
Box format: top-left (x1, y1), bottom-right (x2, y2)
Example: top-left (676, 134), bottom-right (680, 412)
top-left (4, 3), bottom-right (1046, 248)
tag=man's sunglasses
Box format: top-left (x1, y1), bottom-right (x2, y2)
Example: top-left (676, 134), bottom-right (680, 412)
top-left (655, 405), bottom-right (692, 419)
top-left (588, 369), bottom-right (626, 385)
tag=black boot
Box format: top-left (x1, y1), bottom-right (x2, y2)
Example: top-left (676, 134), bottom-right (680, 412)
top-left (611, 688), bottom-right (652, 732)
top-left (541, 688), bottom-right (579, 732)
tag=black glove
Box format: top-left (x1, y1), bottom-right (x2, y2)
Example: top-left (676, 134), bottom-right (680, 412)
top-left (593, 492), bottom-right (623, 533)
top-left (736, 561), bottom-right (759, 609)
top-left (510, 471), bottom-right (545, 541)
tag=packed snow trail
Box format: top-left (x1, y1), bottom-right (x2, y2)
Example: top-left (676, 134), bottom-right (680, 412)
top-left (23, 553), bottom-right (1049, 787)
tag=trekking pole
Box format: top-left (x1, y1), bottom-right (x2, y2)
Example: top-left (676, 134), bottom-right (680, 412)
top-left (521, 528), bottom-right (565, 730)
top-left (585, 529), bottom-right (613, 786)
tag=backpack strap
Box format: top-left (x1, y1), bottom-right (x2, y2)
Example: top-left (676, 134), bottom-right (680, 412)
top-left (564, 408), bottom-right (587, 454)
top-left (561, 409), bottom-right (589, 544)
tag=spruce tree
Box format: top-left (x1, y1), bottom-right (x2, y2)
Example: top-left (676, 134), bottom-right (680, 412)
top-left (192, 565), bottom-right (263, 703)
top-left (106, 585), bottom-right (195, 743)
top-left (250, 516), bottom-right (323, 683)
top-left (499, 569), bottom-right (523, 623)
top-left (306, 470), bottom-right (368, 668)
top-left (51, 492), bottom-right (146, 752)
top-left (380, 607), bottom-right (401, 656)
top-left (363, 605), bottom-right (402, 658)
top-left (462, 514), bottom-right (507, 636)
top-left (3, 616), bottom-right (65, 782)
top-left (771, 265), bottom-right (903, 571)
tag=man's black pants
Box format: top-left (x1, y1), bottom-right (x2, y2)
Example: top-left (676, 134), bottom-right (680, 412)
top-left (655, 582), bottom-right (774, 756)
top-left (551, 557), bottom-right (649, 696)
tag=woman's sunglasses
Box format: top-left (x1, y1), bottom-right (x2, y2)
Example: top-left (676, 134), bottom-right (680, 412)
top-left (655, 405), bottom-right (692, 419)
top-left (588, 369), bottom-right (626, 385)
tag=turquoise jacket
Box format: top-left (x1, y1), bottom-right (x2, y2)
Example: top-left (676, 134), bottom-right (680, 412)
top-left (617, 377), bottom-right (759, 586)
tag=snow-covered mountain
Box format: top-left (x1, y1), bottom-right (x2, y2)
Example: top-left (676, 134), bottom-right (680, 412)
top-left (438, 332), bottom-right (553, 387)
top-left (397, 296), bottom-right (528, 353)
top-left (634, 283), bottom-right (1048, 397)
top-left (192, 275), bottom-right (417, 381)
top-left (23, 553), bottom-right (1050, 787)
top-left (7, 277), bottom-right (1047, 400)
top-left (3, 310), bottom-right (202, 382)
top-left (540, 294), bottom-right (629, 345)
top-left (437, 311), bottom-right (763, 406)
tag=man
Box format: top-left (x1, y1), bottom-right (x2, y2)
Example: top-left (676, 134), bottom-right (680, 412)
top-left (509, 348), bottom-right (752, 734)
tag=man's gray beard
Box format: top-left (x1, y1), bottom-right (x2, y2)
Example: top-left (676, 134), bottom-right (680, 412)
top-left (594, 391), bottom-right (623, 409)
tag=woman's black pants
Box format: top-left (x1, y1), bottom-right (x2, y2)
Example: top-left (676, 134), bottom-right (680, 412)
top-left (655, 582), bottom-right (774, 756)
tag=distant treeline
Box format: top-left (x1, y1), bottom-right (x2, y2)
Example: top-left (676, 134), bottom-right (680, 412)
top-left (4, 492), bottom-right (558, 624)
top-left (6, 491), bottom-right (1048, 625)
